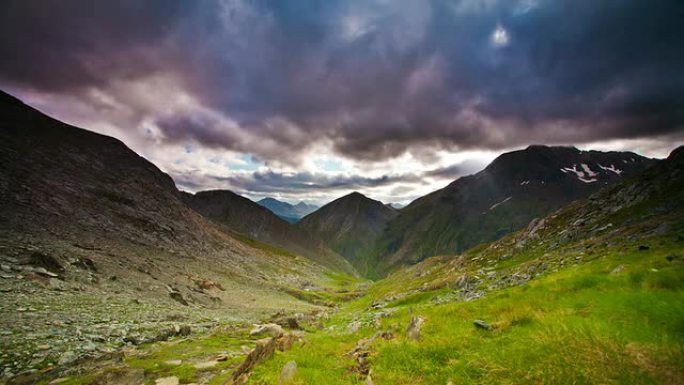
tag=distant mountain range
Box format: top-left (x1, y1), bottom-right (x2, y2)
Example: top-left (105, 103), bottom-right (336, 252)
top-left (182, 190), bottom-right (354, 274)
top-left (257, 197), bottom-right (318, 223)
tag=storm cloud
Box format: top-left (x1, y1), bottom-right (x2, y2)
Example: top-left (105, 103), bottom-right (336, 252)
top-left (1, 0), bottom-right (683, 202)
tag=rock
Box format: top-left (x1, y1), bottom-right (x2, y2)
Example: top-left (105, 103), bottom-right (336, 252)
top-left (216, 353), bottom-right (229, 362)
top-left (279, 317), bottom-right (300, 330)
top-left (610, 265), bottom-right (625, 275)
top-left (169, 291), bottom-right (188, 306)
top-left (48, 278), bottom-right (66, 291)
top-left (278, 361), bottom-right (297, 385)
top-left (173, 324), bottom-right (192, 336)
top-left (406, 316), bottom-right (424, 341)
top-left (347, 321), bottom-right (362, 333)
top-left (164, 359), bottom-right (182, 366)
top-left (57, 350), bottom-right (77, 365)
top-left (193, 360), bottom-right (218, 369)
top-left (33, 267), bottom-right (59, 278)
top-left (638, 245), bottom-right (650, 251)
top-left (473, 320), bottom-right (491, 330)
top-left (155, 376), bottom-right (179, 385)
top-left (250, 323), bottom-right (284, 337)
top-left (276, 332), bottom-right (302, 352)
top-left (231, 338), bottom-right (276, 384)
top-left (365, 372), bottom-right (374, 385)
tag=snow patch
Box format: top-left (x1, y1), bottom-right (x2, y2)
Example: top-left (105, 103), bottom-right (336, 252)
top-left (598, 164), bottom-right (623, 175)
top-left (489, 196), bottom-right (512, 211)
top-left (580, 163), bottom-right (597, 177)
top-left (561, 164), bottom-right (598, 183)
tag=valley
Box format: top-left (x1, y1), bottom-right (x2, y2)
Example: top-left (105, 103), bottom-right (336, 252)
top-left (2, 2), bottom-right (683, 384)
top-left (1, 91), bottom-right (682, 385)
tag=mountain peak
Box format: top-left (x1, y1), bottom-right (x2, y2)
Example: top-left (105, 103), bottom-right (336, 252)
top-left (343, 191), bottom-right (367, 200)
top-left (297, 191), bottom-right (398, 274)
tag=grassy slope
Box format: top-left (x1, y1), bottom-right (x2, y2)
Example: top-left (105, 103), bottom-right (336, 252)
top-left (27, 152), bottom-right (684, 385)
top-left (249, 237), bottom-right (683, 385)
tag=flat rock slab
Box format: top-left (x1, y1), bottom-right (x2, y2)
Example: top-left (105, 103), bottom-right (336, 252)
top-left (193, 360), bottom-right (218, 369)
top-left (155, 377), bottom-right (179, 385)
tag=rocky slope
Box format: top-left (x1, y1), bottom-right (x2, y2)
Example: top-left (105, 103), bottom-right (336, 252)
top-left (257, 198), bottom-right (318, 223)
top-left (297, 192), bottom-right (399, 275)
top-left (0, 90), bottom-right (356, 378)
top-left (372, 145), bottom-right (656, 271)
top-left (182, 190), bottom-right (355, 275)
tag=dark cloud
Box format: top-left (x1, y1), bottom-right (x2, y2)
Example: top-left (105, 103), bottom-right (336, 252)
top-left (1, 0), bottom-right (683, 163)
top-left (174, 169), bottom-right (422, 196)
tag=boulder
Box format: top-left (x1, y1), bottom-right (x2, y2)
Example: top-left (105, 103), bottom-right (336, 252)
top-left (278, 361), bottom-right (297, 385)
top-left (276, 332), bottom-right (302, 352)
top-left (473, 320), bottom-right (491, 330)
top-left (250, 323), bottom-right (284, 338)
top-left (406, 316), bottom-right (425, 341)
top-left (231, 338), bottom-right (276, 384)
top-left (169, 291), bottom-right (188, 306)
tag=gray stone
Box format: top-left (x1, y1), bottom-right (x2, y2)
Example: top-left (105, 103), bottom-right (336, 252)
top-left (57, 351), bottom-right (77, 365)
top-left (473, 320), bottom-right (491, 330)
top-left (155, 377), bottom-right (179, 385)
top-left (278, 360), bottom-right (297, 385)
top-left (406, 316), bottom-right (424, 341)
top-left (250, 323), bottom-right (284, 337)
top-left (347, 321), bottom-right (362, 333)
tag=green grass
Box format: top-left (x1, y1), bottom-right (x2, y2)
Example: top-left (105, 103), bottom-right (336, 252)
top-left (122, 326), bottom-right (255, 385)
top-left (23, 232), bottom-right (684, 385)
top-left (249, 242), bottom-right (684, 385)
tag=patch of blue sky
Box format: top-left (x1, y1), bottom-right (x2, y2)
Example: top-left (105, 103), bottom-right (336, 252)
top-left (317, 156), bottom-right (346, 172)
top-left (225, 153), bottom-right (263, 172)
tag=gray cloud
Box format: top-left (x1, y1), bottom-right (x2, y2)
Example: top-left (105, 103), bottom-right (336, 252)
top-left (1, 0), bottom-right (682, 165)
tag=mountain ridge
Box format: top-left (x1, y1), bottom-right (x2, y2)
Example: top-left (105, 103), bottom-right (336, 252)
top-left (297, 192), bottom-right (398, 275)
top-left (257, 197), bottom-right (319, 223)
top-left (369, 145), bottom-right (657, 274)
top-left (182, 190), bottom-right (356, 275)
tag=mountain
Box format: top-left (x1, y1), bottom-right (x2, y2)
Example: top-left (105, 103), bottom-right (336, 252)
top-left (0, 90), bottom-right (360, 374)
top-left (296, 192), bottom-right (398, 274)
top-left (257, 197), bottom-right (318, 223)
top-left (182, 190), bottom-right (355, 274)
top-left (241, 146), bottom-right (684, 384)
top-left (372, 145), bottom-right (656, 271)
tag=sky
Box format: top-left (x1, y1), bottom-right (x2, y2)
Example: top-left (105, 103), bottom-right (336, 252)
top-left (1, 0), bottom-right (683, 206)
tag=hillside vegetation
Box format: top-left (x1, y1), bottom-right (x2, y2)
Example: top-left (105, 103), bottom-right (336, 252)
top-left (21, 147), bottom-right (682, 384)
